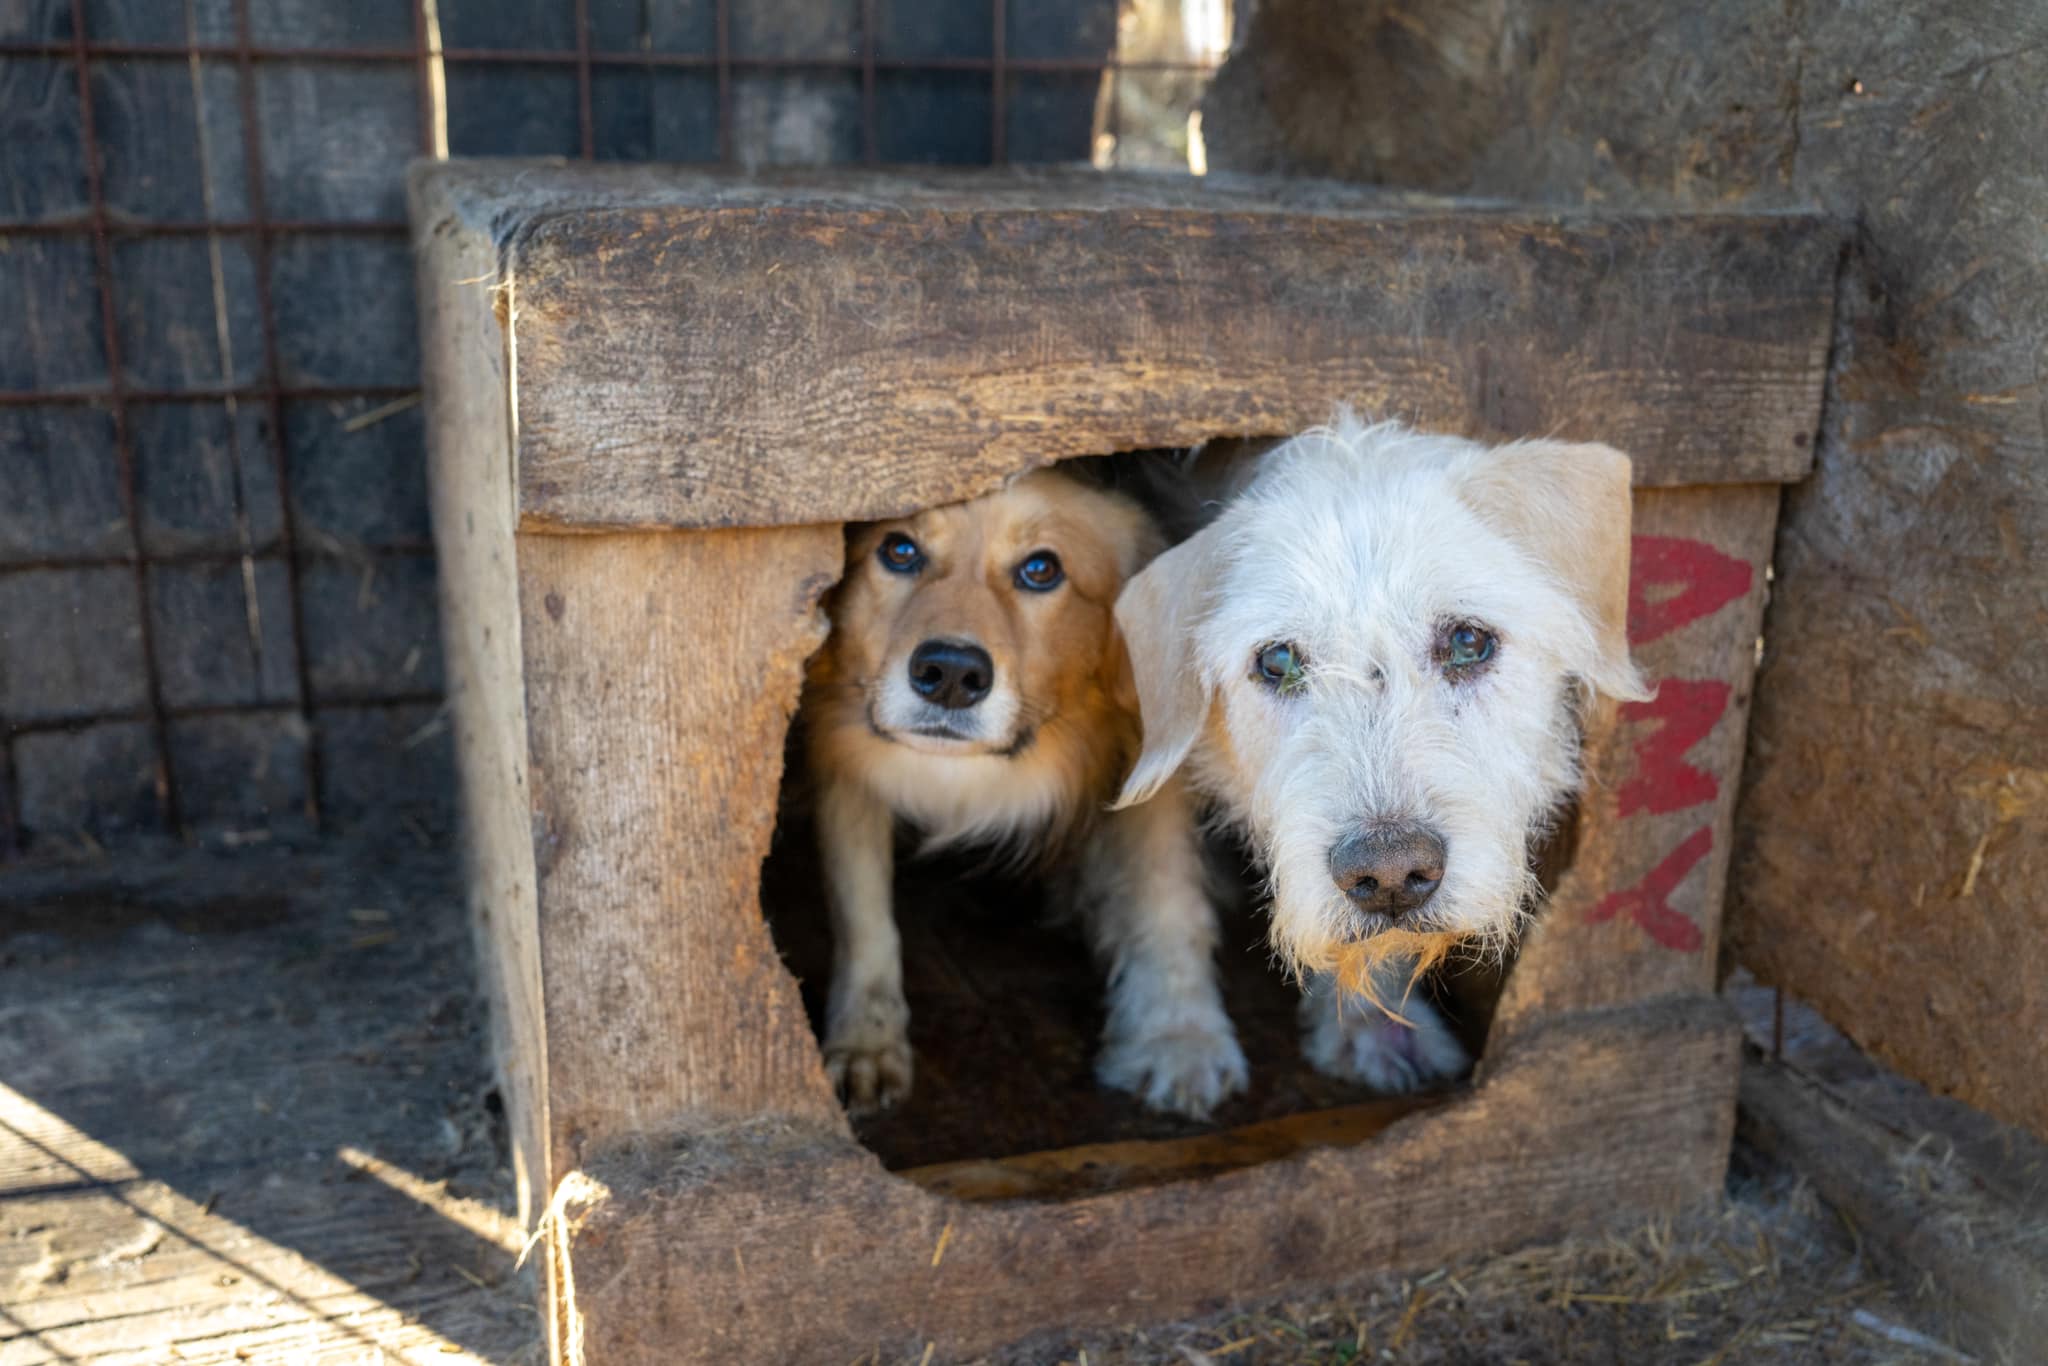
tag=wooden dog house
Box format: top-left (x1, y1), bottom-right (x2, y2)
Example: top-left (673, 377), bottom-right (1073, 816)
top-left (410, 162), bottom-right (1837, 1364)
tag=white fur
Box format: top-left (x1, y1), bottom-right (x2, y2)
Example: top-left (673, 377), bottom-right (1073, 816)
top-left (1298, 966), bottom-right (1473, 1093)
top-left (869, 670), bottom-right (1026, 765)
top-left (851, 736), bottom-right (1079, 858)
top-left (1072, 778), bottom-right (1248, 1116)
top-left (1116, 413), bottom-right (1650, 1091)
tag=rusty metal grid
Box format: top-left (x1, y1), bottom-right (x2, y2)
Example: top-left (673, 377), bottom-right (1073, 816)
top-left (0, 1), bottom-right (1223, 854)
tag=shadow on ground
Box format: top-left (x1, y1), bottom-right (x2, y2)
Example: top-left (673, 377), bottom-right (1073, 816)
top-left (0, 842), bottom-right (538, 1364)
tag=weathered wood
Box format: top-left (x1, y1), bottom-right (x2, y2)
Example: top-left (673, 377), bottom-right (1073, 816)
top-left (1739, 1050), bottom-right (2048, 1359)
top-left (1493, 485), bottom-right (1781, 1034)
top-left (512, 206), bottom-right (1830, 527)
top-left (425, 177), bottom-right (842, 1357)
top-left (417, 184), bottom-right (549, 1227)
top-left (562, 997), bottom-right (1738, 1364)
top-left (0, 1168), bottom-right (523, 1365)
top-left (514, 526), bottom-right (847, 1172)
top-left (89, 41), bottom-right (253, 251)
top-left (0, 843), bottom-right (534, 1366)
top-left (408, 162), bottom-right (1838, 531)
top-left (900, 1094), bottom-right (1437, 1201)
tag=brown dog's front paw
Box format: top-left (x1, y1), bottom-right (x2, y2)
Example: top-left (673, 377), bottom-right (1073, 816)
top-left (823, 1009), bottom-right (913, 1114)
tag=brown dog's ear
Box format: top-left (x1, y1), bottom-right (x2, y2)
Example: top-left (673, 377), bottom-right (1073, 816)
top-left (1111, 521), bottom-right (1227, 808)
top-left (1455, 440), bottom-right (1652, 702)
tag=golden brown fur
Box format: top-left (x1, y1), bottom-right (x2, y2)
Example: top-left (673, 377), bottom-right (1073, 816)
top-left (804, 469), bottom-right (1157, 857)
top-left (801, 468), bottom-right (1246, 1117)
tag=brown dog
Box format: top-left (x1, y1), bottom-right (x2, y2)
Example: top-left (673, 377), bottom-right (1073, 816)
top-left (802, 467), bottom-right (1247, 1118)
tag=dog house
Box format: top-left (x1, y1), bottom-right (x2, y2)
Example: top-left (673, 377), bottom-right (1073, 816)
top-left (410, 162), bottom-right (1837, 1364)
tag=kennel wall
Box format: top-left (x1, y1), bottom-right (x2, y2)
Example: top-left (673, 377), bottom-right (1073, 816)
top-left (411, 161), bottom-right (1837, 1364)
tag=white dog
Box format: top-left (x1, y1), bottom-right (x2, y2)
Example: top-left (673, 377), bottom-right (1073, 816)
top-left (1115, 414), bottom-right (1649, 1091)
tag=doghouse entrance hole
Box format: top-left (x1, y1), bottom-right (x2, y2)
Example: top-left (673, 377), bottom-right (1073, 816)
top-left (756, 445), bottom-right (1571, 1198)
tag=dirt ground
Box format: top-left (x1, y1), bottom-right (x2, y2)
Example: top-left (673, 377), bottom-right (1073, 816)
top-left (0, 842), bottom-right (1981, 1365)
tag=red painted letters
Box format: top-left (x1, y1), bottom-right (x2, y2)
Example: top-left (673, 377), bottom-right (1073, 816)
top-left (1588, 824), bottom-right (1712, 953)
top-left (1595, 533), bottom-right (1753, 953)
top-left (1616, 679), bottom-right (1732, 817)
top-left (1628, 535), bottom-right (1752, 646)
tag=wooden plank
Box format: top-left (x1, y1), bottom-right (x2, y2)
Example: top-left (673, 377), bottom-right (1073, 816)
top-left (415, 172), bottom-right (550, 1228)
top-left (0, 567), bottom-right (147, 722)
top-left (514, 526), bottom-right (847, 1176)
top-left (0, 235), bottom-right (105, 391)
top-left (0, 844), bottom-right (533, 1366)
top-left (0, 1173), bottom-right (524, 1366)
top-left (0, 408), bottom-right (125, 564)
top-left (464, 171), bottom-right (1837, 530)
top-left (1739, 1051), bottom-right (2047, 1360)
top-left (900, 1095), bottom-right (1438, 1202)
top-left (88, 56), bottom-right (250, 225)
top-left (409, 164), bottom-right (1835, 1364)
top-left (1492, 485), bottom-right (1781, 1033)
top-left (0, 54), bottom-right (89, 224)
top-left (561, 995), bottom-right (1739, 1364)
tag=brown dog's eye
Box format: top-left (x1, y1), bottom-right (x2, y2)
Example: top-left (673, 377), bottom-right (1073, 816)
top-left (1014, 550), bottom-right (1064, 593)
top-left (1254, 641), bottom-right (1307, 694)
top-left (877, 533), bottom-right (924, 574)
top-left (1440, 621), bottom-right (1497, 673)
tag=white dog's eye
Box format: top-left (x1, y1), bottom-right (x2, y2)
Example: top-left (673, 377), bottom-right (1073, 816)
top-left (876, 532), bottom-right (924, 574)
top-left (1014, 549), bottom-right (1064, 592)
top-left (1253, 641), bottom-right (1308, 695)
top-left (1440, 621), bottom-right (1498, 673)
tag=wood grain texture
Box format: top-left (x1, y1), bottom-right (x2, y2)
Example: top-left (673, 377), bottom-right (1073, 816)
top-left (0, 844), bottom-right (534, 1366)
top-left (1494, 486), bottom-right (1781, 1035)
top-left (0, 1173), bottom-right (524, 1366)
top-left (515, 526), bottom-right (848, 1174)
top-left (417, 174), bottom-right (550, 1228)
top-left (405, 162), bottom-right (1836, 531)
top-left (509, 203), bottom-right (1835, 528)
top-left (899, 1095), bottom-right (1438, 1201)
top-left (1739, 1052), bottom-right (2048, 1359)
top-left (562, 996), bottom-right (1739, 1365)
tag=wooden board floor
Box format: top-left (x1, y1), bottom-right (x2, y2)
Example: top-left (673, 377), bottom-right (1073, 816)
top-left (0, 848), bottom-right (537, 1366)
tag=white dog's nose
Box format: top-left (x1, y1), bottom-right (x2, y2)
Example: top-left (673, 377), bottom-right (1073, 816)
top-left (1329, 824), bottom-right (1446, 920)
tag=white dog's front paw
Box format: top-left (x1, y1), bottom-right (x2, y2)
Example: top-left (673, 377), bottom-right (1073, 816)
top-left (1301, 991), bottom-right (1471, 1095)
top-left (823, 992), bottom-right (913, 1114)
top-left (1097, 1020), bottom-right (1249, 1119)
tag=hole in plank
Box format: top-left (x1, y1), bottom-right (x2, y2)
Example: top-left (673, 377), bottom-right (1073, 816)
top-left (759, 444), bottom-right (1578, 1199)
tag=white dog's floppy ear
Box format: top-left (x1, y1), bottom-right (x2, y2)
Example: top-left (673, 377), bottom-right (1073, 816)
top-left (1111, 522), bottom-right (1226, 808)
top-left (1457, 440), bottom-right (1652, 702)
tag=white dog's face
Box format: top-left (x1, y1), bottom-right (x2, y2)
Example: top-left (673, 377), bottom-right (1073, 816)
top-left (1115, 418), bottom-right (1650, 983)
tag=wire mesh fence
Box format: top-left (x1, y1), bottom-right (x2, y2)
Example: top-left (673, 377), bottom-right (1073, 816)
top-left (0, 0), bottom-right (1228, 857)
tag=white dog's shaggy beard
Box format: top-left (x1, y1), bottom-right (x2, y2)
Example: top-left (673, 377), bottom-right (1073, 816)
top-left (1214, 674), bottom-right (1581, 996)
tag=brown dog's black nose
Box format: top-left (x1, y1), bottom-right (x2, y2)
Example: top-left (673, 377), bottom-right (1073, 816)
top-left (908, 639), bottom-right (993, 710)
top-left (1329, 824), bottom-right (1446, 919)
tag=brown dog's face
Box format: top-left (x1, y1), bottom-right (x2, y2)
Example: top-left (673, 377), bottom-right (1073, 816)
top-left (815, 470), bottom-right (1157, 765)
